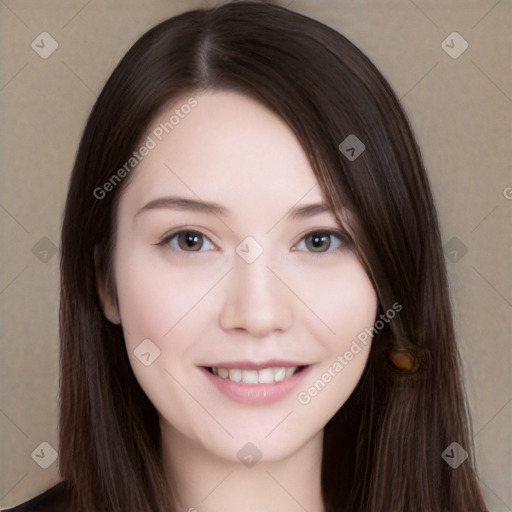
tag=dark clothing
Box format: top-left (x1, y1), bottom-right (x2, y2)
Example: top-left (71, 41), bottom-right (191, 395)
top-left (2, 481), bottom-right (72, 512)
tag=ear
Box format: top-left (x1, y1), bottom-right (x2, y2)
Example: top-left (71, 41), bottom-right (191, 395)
top-left (94, 244), bottom-right (121, 325)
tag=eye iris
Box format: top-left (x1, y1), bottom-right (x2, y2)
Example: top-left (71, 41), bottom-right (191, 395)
top-left (307, 233), bottom-right (330, 252)
top-left (178, 231), bottom-right (202, 251)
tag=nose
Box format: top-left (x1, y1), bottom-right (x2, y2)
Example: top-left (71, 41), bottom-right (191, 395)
top-left (218, 252), bottom-right (293, 337)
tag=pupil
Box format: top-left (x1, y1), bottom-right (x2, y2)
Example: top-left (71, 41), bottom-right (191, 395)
top-left (181, 231), bottom-right (201, 250)
top-left (309, 233), bottom-right (329, 252)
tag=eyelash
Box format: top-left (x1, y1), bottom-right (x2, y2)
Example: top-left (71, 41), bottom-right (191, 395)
top-left (156, 228), bottom-right (351, 257)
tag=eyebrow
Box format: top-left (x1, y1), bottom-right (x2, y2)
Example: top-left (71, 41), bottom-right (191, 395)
top-left (135, 195), bottom-right (332, 220)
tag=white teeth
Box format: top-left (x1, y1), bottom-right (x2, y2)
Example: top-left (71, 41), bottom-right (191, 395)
top-left (228, 368), bottom-right (242, 382)
top-left (258, 368), bottom-right (275, 384)
top-left (285, 367), bottom-right (295, 378)
top-left (211, 366), bottom-right (299, 383)
top-left (274, 367), bottom-right (286, 382)
top-left (217, 368), bottom-right (229, 379)
top-left (242, 369), bottom-right (259, 384)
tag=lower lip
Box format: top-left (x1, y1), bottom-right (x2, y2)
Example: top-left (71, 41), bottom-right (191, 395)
top-left (199, 366), bottom-right (312, 405)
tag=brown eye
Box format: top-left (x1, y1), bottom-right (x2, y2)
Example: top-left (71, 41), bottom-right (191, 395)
top-left (160, 230), bottom-right (215, 252)
top-left (306, 233), bottom-right (331, 252)
top-left (297, 230), bottom-right (347, 254)
top-left (177, 231), bottom-right (203, 251)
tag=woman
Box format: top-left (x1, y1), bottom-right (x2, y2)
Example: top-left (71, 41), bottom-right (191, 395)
top-left (4, 1), bottom-right (488, 511)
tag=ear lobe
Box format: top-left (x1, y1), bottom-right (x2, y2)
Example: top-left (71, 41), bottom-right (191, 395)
top-left (94, 244), bottom-right (121, 325)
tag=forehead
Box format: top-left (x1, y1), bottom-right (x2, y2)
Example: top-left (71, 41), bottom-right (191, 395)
top-left (118, 90), bottom-right (326, 215)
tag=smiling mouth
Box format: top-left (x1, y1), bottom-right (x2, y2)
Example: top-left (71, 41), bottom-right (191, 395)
top-left (205, 365), bottom-right (308, 384)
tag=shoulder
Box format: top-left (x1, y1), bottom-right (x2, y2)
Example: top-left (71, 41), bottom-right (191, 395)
top-left (2, 481), bottom-right (73, 512)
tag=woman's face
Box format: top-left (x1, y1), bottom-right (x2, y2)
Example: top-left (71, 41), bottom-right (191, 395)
top-left (100, 90), bottom-right (378, 462)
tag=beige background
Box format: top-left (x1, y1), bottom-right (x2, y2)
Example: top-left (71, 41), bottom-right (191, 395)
top-left (0, 0), bottom-right (510, 510)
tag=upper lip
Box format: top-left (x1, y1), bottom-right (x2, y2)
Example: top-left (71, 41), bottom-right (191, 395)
top-left (202, 360), bottom-right (308, 370)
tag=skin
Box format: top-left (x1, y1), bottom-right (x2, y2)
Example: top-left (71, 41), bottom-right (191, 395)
top-left (97, 90), bottom-right (378, 512)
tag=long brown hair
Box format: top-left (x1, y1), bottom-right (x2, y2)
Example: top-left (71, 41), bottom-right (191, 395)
top-left (59, 2), bottom-right (488, 510)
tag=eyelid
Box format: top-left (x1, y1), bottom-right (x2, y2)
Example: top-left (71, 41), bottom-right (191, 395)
top-left (294, 227), bottom-right (350, 243)
top-left (155, 227), bottom-right (219, 253)
top-left (292, 228), bottom-right (351, 254)
top-left (156, 227), bottom-right (351, 254)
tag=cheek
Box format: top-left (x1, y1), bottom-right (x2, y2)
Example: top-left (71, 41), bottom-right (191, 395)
top-left (112, 248), bottom-right (213, 426)
top-left (292, 256), bottom-right (377, 408)
top-left (113, 247), bottom-right (225, 347)
top-left (291, 254), bottom-right (378, 344)
top-left (115, 260), bottom-right (171, 347)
